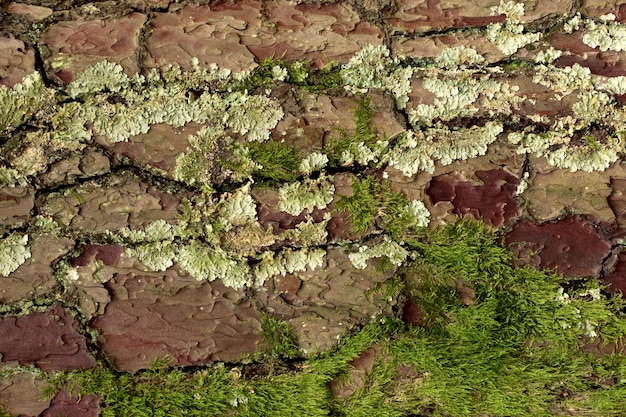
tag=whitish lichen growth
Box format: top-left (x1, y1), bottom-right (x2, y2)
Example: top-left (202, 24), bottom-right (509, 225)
top-left (218, 183), bottom-right (258, 231)
top-left (486, 1), bottom-right (542, 55)
top-left (533, 48), bottom-right (563, 64)
top-left (582, 17), bottom-right (626, 52)
top-left (434, 46), bottom-right (485, 69)
top-left (122, 220), bottom-right (180, 271)
top-left (383, 131), bottom-right (435, 176)
top-left (385, 122), bottom-right (502, 177)
top-left (431, 122), bottom-right (504, 166)
top-left (598, 76), bottom-right (626, 95)
top-left (134, 241), bottom-right (177, 271)
top-left (0, 234), bottom-right (31, 276)
top-left (0, 72), bottom-right (52, 134)
top-left (545, 138), bottom-right (622, 173)
top-left (409, 75), bottom-right (519, 126)
top-left (178, 240), bottom-right (252, 289)
top-left (341, 45), bottom-right (413, 109)
top-left (338, 139), bottom-right (389, 167)
top-left (349, 239), bottom-right (409, 270)
top-left (67, 60), bottom-right (132, 98)
top-left (226, 92), bottom-right (284, 142)
top-left (253, 247), bottom-right (326, 285)
top-left (280, 213), bottom-right (331, 246)
top-left (278, 174), bottom-right (335, 216)
top-left (299, 152), bottom-right (328, 175)
top-left (173, 126), bottom-right (225, 191)
top-left (402, 200), bottom-right (431, 229)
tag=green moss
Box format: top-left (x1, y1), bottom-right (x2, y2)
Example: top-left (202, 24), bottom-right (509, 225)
top-left (501, 57), bottom-right (535, 71)
top-left (385, 219), bottom-right (626, 416)
top-left (248, 140), bottom-right (301, 185)
top-left (37, 215), bottom-right (626, 416)
top-left (258, 313), bottom-right (301, 360)
top-left (326, 95), bottom-right (378, 168)
top-left (336, 175), bottom-right (380, 233)
top-left (46, 363), bottom-right (237, 417)
top-left (299, 62), bottom-right (343, 93)
top-left (336, 175), bottom-right (428, 240)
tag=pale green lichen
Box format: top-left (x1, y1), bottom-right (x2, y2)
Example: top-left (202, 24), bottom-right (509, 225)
top-left (121, 220), bottom-right (180, 271)
top-left (532, 63), bottom-right (593, 94)
top-left (0, 234), bottom-right (31, 276)
top-left (218, 183), bottom-right (258, 231)
top-left (226, 92), bottom-right (284, 142)
top-left (278, 174), bottom-right (335, 216)
top-left (160, 58), bottom-right (232, 91)
top-left (486, 1), bottom-right (542, 56)
top-left (384, 131), bottom-right (435, 176)
top-left (57, 60), bottom-right (283, 147)
top-left (173, 126), bottom-right (225, 191)
top-left (143, 219), bottom-right (177, 242)
top-left (299, 152), bottom-right (328, 175)
top-left (178, 240), bottom-right (252, 289)
top-left (50, 101), bottom-right (96, 149)
top-left (409, 75), bottom-right (518, 126)
top-left (402, 200), bottom-right (431, 229)
top-left (545, 139), bottom-right (621, 172)
top-left (509, 130), bottom-right (621, 172)
top-left (0, 72), bottom-right (52, 134)
top-left (434, 46), bottom-right (485, 69)
top-left (348, 239), bottom-right (408, 270)
top-left (338, 139), bottom-right (389, 167)
top-left (582, 18), bottom-right (626, 52)
top-left (572, 89), bottom-right (613, 126)
top-left (280, 213), bottom-right (331, 246)
top-left (134, 241), bottom-right (177, 271)
top-left (429, 122), bottom-right (503, 166)
top-left (67, 60), bottom-right (132, 98)
top-left (598, 76), bottom-right (626, 95)
top-left (384, 122), bottom-right (502, 176)
top-left (533, 48), bottom-right (563, 64)
top-left (508, 130), bottom-right (568, 155)
top-left (253, 247), bottom-right (326, 284)
top-left (0, 166), bottom-right (27, 187)
top-left (272, 65), bottom-right (289, 82)
top-left (341, 44), bottom-right (413, 109)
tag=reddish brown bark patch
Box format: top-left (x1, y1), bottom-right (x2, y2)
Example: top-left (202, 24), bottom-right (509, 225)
top-left (41, 389), bottom-right (100, 417)
top-left (401, 299), bottom-right (425, 327)
top-left (604, 252), bottom-right (626, 295)
top-left (246, 2), bottom-right (383, 68)
top-left (427, 169), bottom-right (520, 227)
top-left (0, 304), bottom-right (95, 371)
top-left (91, 273), bottom-right (262, 372)
top-left (550, 32), bottom-right (626, 77)
top-left (608, 178), bottom-right (626, 230)
top-left (0, 186), bottom-right (35, 226)
top-left (505, 216), bottom-right (611, 278)
top-left (70, 244), bottom-right (124, 267)
top-left (41, 12), bottom-right (146, 82)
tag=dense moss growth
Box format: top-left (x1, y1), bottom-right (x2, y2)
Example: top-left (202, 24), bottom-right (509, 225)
top-left (35, 219), bottom-right (626, 417)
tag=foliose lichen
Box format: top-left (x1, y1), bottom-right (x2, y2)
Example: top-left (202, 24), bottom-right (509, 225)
top-left (278, 174), bottom-right (335, 216)
top-left (0, 234), bottom-right (31, 276)
top-left (486, 1), bottom-right (542, 56)
top-left (348, 239), bottom-right (409, 270)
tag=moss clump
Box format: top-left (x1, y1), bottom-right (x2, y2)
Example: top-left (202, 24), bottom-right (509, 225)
top-left (337, 175), bottom-right (429, 239)
top-left (39, 219), bottom-right (626, 417)
top-left (45, 362), bottom-right (238, 417)
top-left (326, 95), bottom-right (378, 168)
top-left (248, 140), bottom-right (301, 185)
top-left (258, 313), bottom-right (301, 361)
